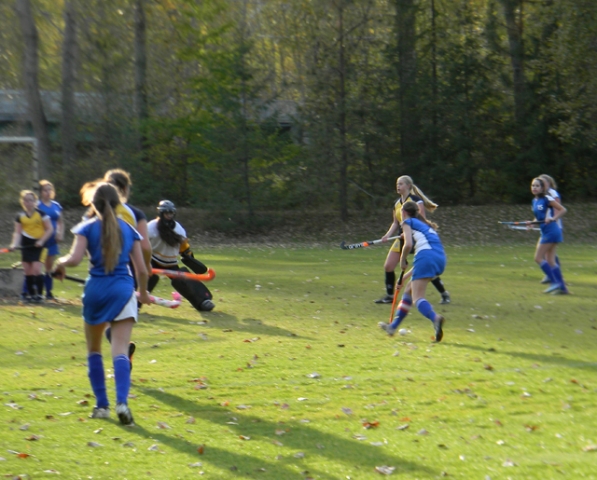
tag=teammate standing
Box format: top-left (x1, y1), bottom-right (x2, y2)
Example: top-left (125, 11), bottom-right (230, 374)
top-left (375, 175), bottom-right (450, 305)
top-left (53, 183), bottom-right (151, 425)
top-left (36, 180), bottom-right (64, 300)
top-left (530, 177), bottom-right (568, 294)
top-left (378, 200), bottom-right (446, 342)
top-left (10, 190), bottom-right (54, 302)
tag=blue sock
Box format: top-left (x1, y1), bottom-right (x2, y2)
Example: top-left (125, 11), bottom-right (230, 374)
top-left (113, 354), bottom-right (131, 405)
top-left (390, 293), bottom-right (412, 329)
top-left (88, 353), bottom-right (109, 409)
top-left (539, 261), bottom-right (556, 284)
top-left (551, 265), bottom-right (565, 289)
top-left (415, 298), bottom-right (436, 323)
top-left (44, 273), bottom-right (53, 296)
top-left (22, 278), bottom-right (28, 295)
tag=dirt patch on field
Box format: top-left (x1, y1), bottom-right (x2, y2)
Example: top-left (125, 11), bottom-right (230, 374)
top-left (1, 203), bottom-right (596, 248)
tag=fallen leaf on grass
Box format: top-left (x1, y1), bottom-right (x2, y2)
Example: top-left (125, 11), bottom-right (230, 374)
top-left (341, 407), bottom-right (353, 415)
top-left (293, 452), bottom-right (305, 458)
top-left (239, 435), bottom-right (250, 440)
top-left (396, 424), bottom-right (409, 431)
top-left (157, 422), bottom-right (171, 429)
top-left (87, 442), bottom-right (102, 447)
top-left (19, 424), bottom-right (30, 431)
top-left (484, 365), bottom-right (494, 371)
top-left (297, 397), bottom-right (308, 402)
top-left (197, 445), bottom-right (205, 454)
top-left (43, 470), bottom-right (60, 474)
top-left (77, 399), bottom-right (89, 406)
top-left (363, 420), bottom-right (380, 429)
top-left (148, 444), bottom-right (159, 451)
top-left (582, 445), bottom-right (597, 452)
top-left (417, 429), bottom-right (429, 435)
top-left (306, 373), bottom-right (321, 379)
top-left (24, 435), bottom-right (40, 441)
top-left (243, 337), bottom-right (260, 343)
top-left (275, 429), bottom-right (286, 436)
top-left (525, 424), bottom-right (539, 432)
top-left (375, 465), bottom-right (395, 475)
top-left (353, 434), bottom-right (367, 441)
top-left (502, 459), bottom-right (516, 467)
top-left (189, 462), bottom-right (203, 467)
top-left (236, 404), bottom-right (251, 410)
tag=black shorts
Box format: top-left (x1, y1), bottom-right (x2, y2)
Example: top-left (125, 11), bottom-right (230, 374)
top-left (21, 236), bottom-right (43, 263)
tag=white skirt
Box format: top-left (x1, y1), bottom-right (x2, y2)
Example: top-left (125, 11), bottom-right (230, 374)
top-left (114, 292), bottom-right (138, 322)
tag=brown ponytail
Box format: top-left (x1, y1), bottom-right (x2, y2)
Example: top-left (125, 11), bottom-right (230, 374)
top-left (87, 183), bottom-right (122, 273)
top-left (402, 201), bottom-right (439, 230)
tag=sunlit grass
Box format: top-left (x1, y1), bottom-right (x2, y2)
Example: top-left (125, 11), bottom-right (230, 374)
top-left (1, 243), bottom-right (597, 479)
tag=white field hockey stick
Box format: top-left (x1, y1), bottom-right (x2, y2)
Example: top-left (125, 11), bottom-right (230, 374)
top-left (340, 236), bottom-right (400, 250)
top-left (498, 221), bottom-right (544, 226)
top-left (507, 225), bottom-right (541, 232)
top-left (57, 274), bottom-right (181, 309)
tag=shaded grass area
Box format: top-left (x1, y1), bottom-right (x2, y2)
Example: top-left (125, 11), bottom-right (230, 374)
top-left (1, 243), bottom-right (597, 479)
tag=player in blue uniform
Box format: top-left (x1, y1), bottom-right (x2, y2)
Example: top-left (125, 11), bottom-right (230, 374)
top-left (376, 175), bottom-right (450, 305)
top-left (36, 180), bottom-right (64, 300)
top-left (378, 200), bottom-right (446, 341)
top-left (529, 177), bottom-right (568, 294)
top-left (538, 174), bottom-right (562, 284)
top-left (53, 183), bottom-right (151, 425)
top-left (10, 190), bottom-right (54, 302)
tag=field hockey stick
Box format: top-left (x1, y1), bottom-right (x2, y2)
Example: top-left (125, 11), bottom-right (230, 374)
top-left (507, 225), bottom-right (541, 232)
top-left (340, 236), bottom-right (400, 250)
top-left (57, 274), bottom-right (181, 309)
top-left (388, 270), bottom-right (406, 323)
top-left (0, 246), bottom-right (27, 254)
top-left (498, 221), bottom-right (544, 225)
top-left (152, 267), bottom-right (216, 282)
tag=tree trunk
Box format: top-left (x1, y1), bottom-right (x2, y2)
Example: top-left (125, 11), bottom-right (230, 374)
top-left (501, 0), bottom-right (525, 125)
top-left (134, 0), bottom-right (148, 160)
top-left (15, 0), bottom-right (51, 180)
top-left (61, 0), bottom-right (77, 168)
top-left (336, 1), bottom-right (349, 222)
top-left (395, 0), bottom-right (419, 166)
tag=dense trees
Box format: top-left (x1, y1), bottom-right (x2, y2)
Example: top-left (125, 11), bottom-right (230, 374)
top-left (1, 0), bottom-right (595, 218)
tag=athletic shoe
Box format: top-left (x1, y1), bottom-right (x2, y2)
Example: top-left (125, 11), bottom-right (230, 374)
top-left (551, 287), bottom-right (570, 295)
top-left (543, 284), bottom-right (561, 294)
top-left (116, 403), bottom-right (135, 426)
top-left (374, 294), bottom-right (393, 304)
top-left (90, 407), bottom-right (110, 419)
top-left (200, 299), bottom-right (215, 311)
top-left (440, 291), bottom-right (451, 304)
top-left (32, 295), bottom-right (44, 303)
top-left (434, 315), bottom-right (445, 343)
top-left (19, 294), bottom-right (31, 303)
top-left (378, 321), bottom-right (397, 336)
top-left (45, 293), bottom-right (55, 301)
top-left (540, 276), bottom-right (550, 284)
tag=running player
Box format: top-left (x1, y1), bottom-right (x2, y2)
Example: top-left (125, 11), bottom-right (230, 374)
top-left (378, 200), bottom-right (446, 342)
top-left (375, 175), bottom-right (450, 305)
top-left (10, 190), bottom-right (54, 302)
top-left (538, 174), bottom-right (562, 284)
top-left (530, 177), bottom-right (568, 294)
top-left (53, 183), bottom-right (151, 425)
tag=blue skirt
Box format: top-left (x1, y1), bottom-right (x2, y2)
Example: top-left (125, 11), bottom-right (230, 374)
top-left (82, 275), bottom-right (135, 325)
top-left (539, 223), bottom-right (563, 244)
top-left (412, 250), bottom-right (446, 280)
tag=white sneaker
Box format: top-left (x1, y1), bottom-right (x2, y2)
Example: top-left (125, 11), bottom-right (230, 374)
top-left (378, 322), bottom-right (397, 336)
top-left (116, 403), bottom-right (135, 426)
top-left (90, 407), bottom-right (110, 419)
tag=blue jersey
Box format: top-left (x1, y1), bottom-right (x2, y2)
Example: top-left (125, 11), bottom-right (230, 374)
top-left (403, 217), bottom-right (446, 280)
top-left (533, 195), bottom-right (562, 243)
top-left (37, 200), bottom-right (62, 247)
top-left (72, 217), bottom-right (142, 324)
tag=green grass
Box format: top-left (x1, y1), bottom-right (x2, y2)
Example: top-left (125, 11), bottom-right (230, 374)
top-left (1, 243), bottom-right (597, 479)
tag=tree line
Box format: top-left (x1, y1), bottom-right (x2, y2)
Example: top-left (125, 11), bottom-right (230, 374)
top-left (1, 0), bottom-right (596, 222)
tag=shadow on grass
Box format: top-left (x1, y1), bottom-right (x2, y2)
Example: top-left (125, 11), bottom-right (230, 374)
top-left (137, 387), bottom-right (437, 478)
top-left (141, 309), bottom-right (307, 340)
top-left (452, 343), bottom-right (597, 371)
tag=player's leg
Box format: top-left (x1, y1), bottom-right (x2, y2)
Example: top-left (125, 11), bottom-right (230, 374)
top-left (110, 317), bottom-right (136, 425)
top-left (375, 249), bottom-right (400, 304)
top-left (85, 322), bottom-right (110, 418)
top-left (411, 278), bottom-right (444, 342)
top-left (535, 242), bottom-right (558, 293)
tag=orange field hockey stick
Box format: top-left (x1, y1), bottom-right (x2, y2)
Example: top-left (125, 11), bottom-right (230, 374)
top-left (151, 267), bottom-right (216, 282)
top-left (388, 270), bottom-right (406, 324)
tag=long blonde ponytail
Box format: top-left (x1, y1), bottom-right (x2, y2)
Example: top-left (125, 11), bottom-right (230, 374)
top-left (398, 175), bottom-right (439, 213)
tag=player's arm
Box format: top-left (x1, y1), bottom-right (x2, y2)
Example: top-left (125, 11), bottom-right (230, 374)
top-left (53, 234), bottom-right (87, 279)
top-left (36, 217), bottom-right (54, 247)
top-left (382, 210), bottom-right (400, 242)
top-left (400, 222), bottom-right (413, 271)
top-left (547, 200), bottom-right (567, 224)
top-left (135, 218), bottom-right (153, 281)
top-left (131, 240), bottom-right (151, 305)
top-left (56, 215), bottom-right (64, 242)
top-left (10, 222), bottom-right (22, 250)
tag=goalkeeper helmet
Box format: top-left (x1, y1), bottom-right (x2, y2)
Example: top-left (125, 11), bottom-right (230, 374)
top-left (157, 200), bottom-right (176, 215)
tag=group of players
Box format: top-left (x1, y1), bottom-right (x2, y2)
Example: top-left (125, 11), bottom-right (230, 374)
top-left (7, 170), bottom-right (567, 425)
top-left (9, 169), bottom-right (215, 425)
top-left (373, 173), bottom-right (568, 342)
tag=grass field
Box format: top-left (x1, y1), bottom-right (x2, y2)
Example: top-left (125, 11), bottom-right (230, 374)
top-left (1, 242), bottom-right (597, 479)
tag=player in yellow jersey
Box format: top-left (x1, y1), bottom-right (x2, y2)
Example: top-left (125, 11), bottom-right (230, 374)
top-left (10, 190), bottom-right (54, 302)
top-left (374, 175), bottom-right (450, 305)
